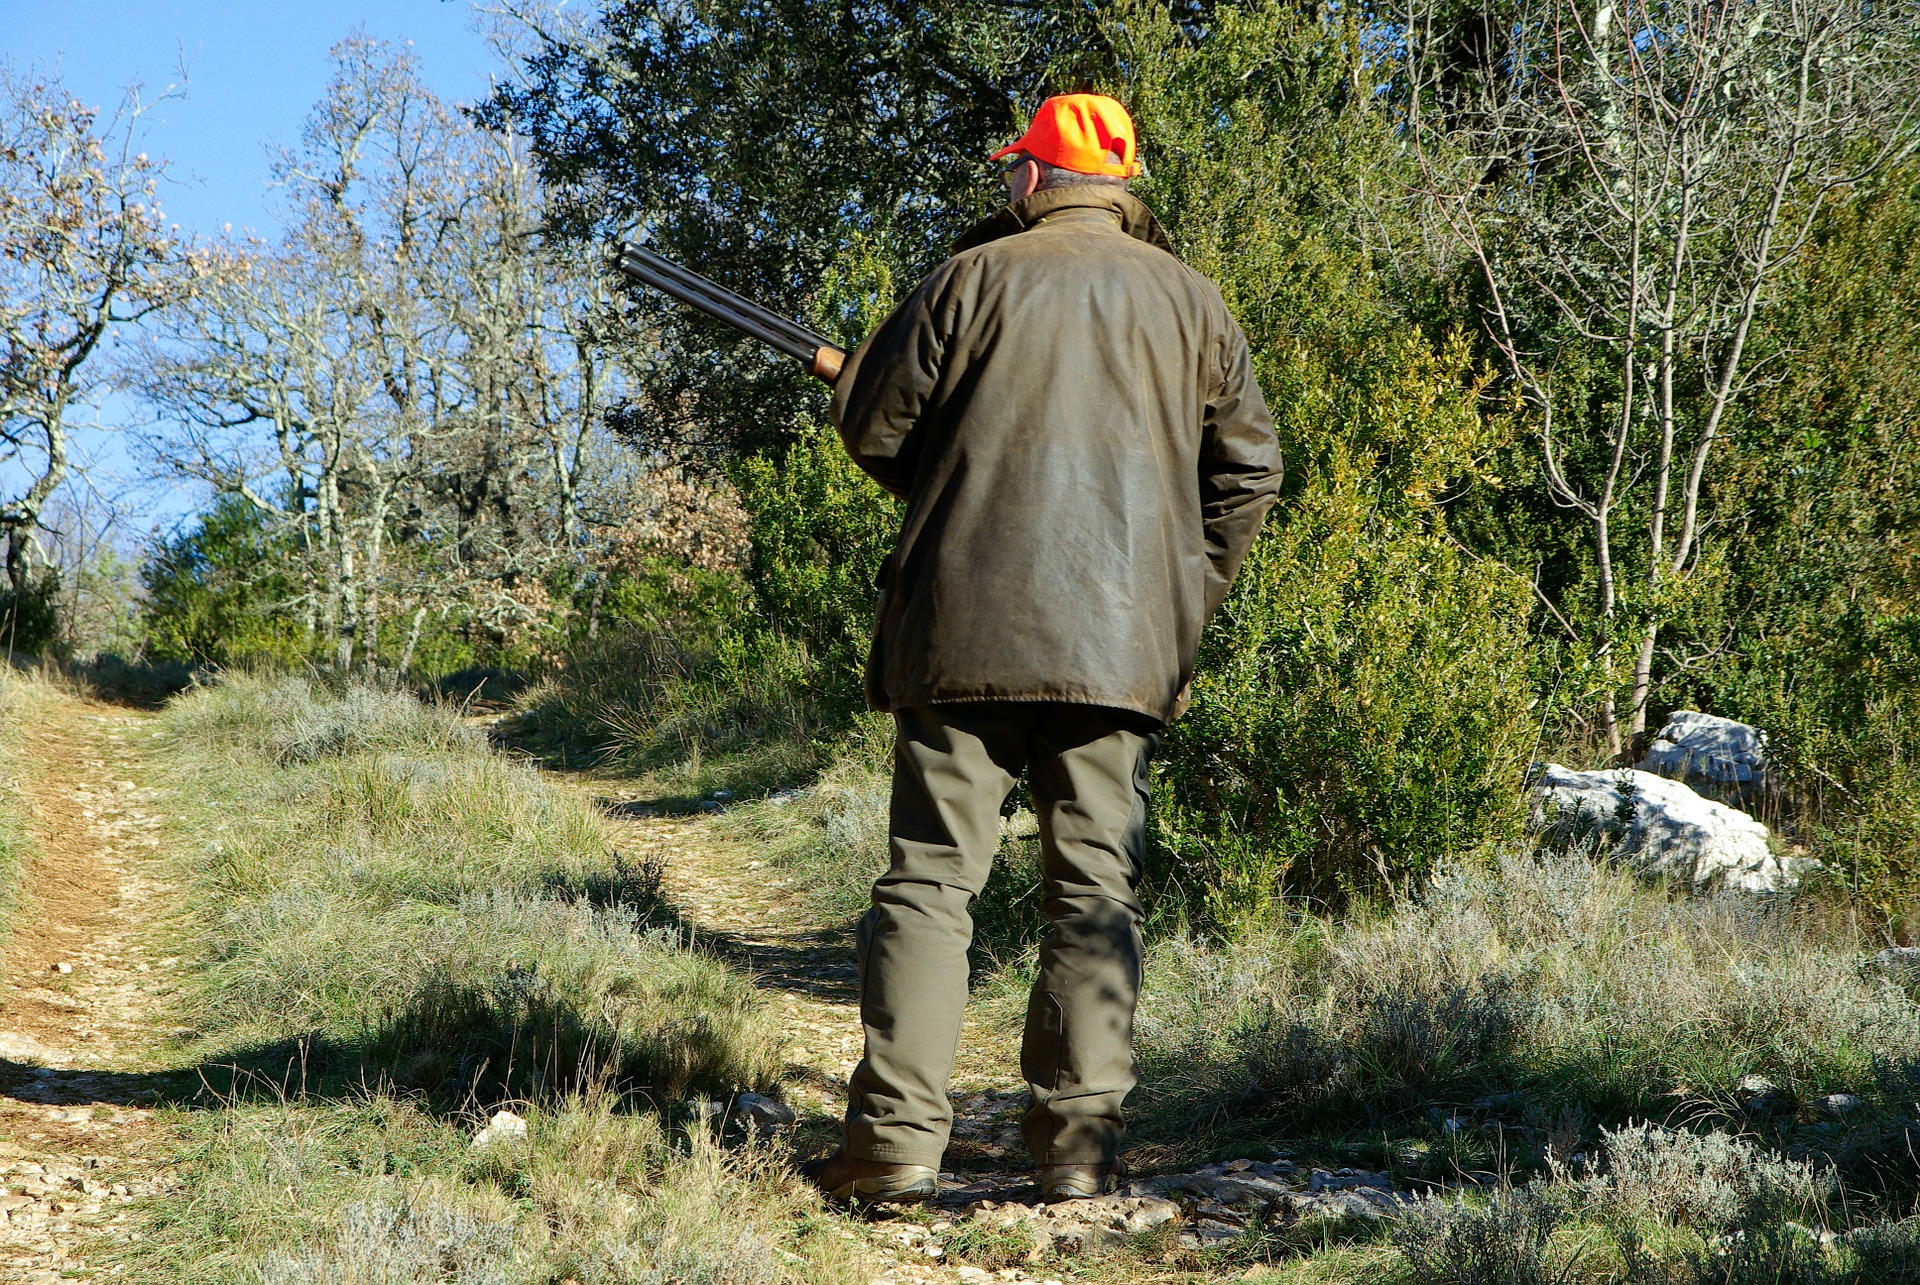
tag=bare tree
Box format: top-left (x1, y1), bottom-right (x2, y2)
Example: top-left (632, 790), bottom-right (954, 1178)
top-left (144, 36), bottom-right (620, 675)
top-left (1404, 0), bottom-right (1920, 755)
top-left (0, 66), bottom-right (201, 600)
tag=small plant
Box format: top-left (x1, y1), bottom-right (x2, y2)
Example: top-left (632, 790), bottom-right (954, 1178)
top-left (935, 1216), bottom-right (1043, 1270)
top-left (1588, 1123), bottom-right (1832, 1230)
top-left (1391, 1184), bottom-right (1572, 1285)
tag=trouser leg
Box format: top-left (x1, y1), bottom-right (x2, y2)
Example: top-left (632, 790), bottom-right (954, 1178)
top-left (844, 704), bottom-right (1019, 1165)
top-left (1020, 709), bottom-right (1156, 1166)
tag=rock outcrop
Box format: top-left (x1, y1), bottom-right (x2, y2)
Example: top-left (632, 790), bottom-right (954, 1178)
top-left (1531, 763), bottom-right (1803, 892)
top-left (1638, 710), bottom-right (1768, 803)
top-left (918, 1158), bottom-right (1410, 1261)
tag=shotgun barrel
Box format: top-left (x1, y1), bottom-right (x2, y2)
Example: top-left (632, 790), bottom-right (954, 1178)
top-left (615, 241), bottom-right (847, 383)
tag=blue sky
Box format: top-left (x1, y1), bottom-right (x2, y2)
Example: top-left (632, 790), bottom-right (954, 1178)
top-left (3, 0), bottom-right (503, 237)
top-left (2, 1), bottom-right (521, 538)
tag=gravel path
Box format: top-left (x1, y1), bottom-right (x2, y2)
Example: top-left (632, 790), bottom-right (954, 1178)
top-left (0, 700), bottom-right (179, 1283)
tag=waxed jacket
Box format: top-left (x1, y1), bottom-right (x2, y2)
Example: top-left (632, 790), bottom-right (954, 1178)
top-left (828, 185), bottom-right (1282, 724)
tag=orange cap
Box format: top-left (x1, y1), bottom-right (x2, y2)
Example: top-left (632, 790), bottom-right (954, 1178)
top-left (989, 94), bottom-right (1142, 178)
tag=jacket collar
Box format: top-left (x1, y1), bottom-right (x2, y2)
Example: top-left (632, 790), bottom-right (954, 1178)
top-left (951, 186), bottom-right (1176, 256)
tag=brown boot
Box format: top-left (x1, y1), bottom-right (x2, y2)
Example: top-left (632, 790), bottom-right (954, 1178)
top-left (1038, 1159), bottom-right (1127, 1203)
top-left (800, 1150), bottom-right (939, 1207)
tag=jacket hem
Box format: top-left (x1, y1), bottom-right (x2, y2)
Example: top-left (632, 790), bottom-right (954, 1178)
top-left (884, 691), bottom-right (1172, 726)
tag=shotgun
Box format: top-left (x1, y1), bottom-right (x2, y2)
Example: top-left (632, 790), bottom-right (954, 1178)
top-left (614, 241), bottom-right (847, 384)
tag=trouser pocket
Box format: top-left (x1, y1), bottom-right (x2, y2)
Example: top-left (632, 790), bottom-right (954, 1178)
top-left (1021, 989), bottom-right (1065, 1091)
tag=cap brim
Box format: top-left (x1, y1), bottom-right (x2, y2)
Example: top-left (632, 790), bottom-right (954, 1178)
top-left (987, 140), bottom-right (1028, 163)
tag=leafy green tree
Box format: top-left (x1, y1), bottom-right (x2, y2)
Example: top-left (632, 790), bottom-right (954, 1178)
top-left (140, 494), bottom-right (310, 666)
top-left (1681, 173), bottom-right (1920, 915)
top-left (484, 0), bottom-right (1105, 462)
top-left (1108, 2), bottom-right (1536, 919)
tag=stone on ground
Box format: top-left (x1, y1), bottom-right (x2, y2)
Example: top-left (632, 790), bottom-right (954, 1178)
top-left (1532, 763), bottom-right (1803, 892)
top-left (1637, 710), bottom-right (1768, 802)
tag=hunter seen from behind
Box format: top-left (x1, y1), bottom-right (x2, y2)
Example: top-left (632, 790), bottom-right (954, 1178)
top-left (0, 1), bottom-right (1917, 1282)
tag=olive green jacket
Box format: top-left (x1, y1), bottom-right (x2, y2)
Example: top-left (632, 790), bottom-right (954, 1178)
top-left (829, 185), bottom-right (1281, 723)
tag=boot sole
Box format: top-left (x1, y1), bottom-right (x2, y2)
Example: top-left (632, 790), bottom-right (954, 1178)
top-left (1039, 1173), bottom-right (1121, 1203)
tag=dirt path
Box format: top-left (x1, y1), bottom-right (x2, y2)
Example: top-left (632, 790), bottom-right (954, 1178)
top-left (0, 695), bottom-right (178, 1283)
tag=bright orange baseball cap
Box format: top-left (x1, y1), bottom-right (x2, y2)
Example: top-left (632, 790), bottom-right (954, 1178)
top-left (989, 94), bottom-right (1142, 178)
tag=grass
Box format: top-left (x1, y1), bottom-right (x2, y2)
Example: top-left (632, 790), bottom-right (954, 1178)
top-left (0, 665), bottom-right (63, 945)
top-left (138, 664), bottom-right (1920, 1282)
top-left (502, 630), bottom-right (835, 799)
top-left (1127, 845), bottom-right (1920, 1175)
top-left (134, 1084), bottom-right (872, 1284)
top-left (124, 672), bottom-right (863, 1283)
top-left (732, 720), bottom-right (1920, 1278)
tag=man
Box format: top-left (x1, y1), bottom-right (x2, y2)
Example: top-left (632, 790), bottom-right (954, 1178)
top-left (803, 94), bottom-right (1281, 1206)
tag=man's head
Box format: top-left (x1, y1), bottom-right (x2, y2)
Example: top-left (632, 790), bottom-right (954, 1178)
top-left (990, 94), bottom-right (1139, 205)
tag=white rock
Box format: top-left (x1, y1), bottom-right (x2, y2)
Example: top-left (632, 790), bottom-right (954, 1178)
top-left (1874, 946), bottom-right (1920, 973)
top-left (1815, 1093), bottom-right (1863, 1117)
top-left (469, 1108), bottom-right (528, 1149)
top-left (1532, 764), bottom-right (1800, 893)
top-left (1638, 711), bottom-right (1767, 799)
top-left (734, 1091), bottom-right (797, 1134)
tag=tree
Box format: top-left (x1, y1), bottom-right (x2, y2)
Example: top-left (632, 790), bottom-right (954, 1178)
top-left (1402, 0), bottom-right (1920, 754)
top-left (145, 36), bottom-right (619, 675)
top-left (0, 66), bottom-right (201, 607)
top-left (482, 0), bottom-right (1104, 463)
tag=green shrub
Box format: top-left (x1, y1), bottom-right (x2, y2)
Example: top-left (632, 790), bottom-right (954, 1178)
top-left (1154, 336), bottom-right (1536, 925)
top-left (140, 495), bottom-right (312, 666)
top-left (1391, 1185), bottom-right (1568, 1285)
top-left (0, 570), bottom-right (60, 658)
top-left (1132, 847), bottom-right (1920, 1147)
top-left (1104, 3), bottom-right (1538, 923)
top-left (734, 424), bottom-right (899, 716)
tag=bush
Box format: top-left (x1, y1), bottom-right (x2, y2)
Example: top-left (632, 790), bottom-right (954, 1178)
top-left (1587, 1123), bottom-right (1831, 1230)
top-left (140, 495), bottom-right (312, 666)
top-left (1392, 1185), bottom-right (1568, 1285)
top-left (1153, 333), bottom-right (1536, 928)
top-left (0, 570), bottom-right (60, 658)
top-left (734, 423), bottom-right (899, 716)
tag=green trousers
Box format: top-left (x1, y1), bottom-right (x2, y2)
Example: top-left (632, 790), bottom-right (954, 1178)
top-left (844, 702), bottom-right (1159, 1168)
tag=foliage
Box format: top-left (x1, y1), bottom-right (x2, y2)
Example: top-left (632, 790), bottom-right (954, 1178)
top-left (1675, 172), bottom-right (1920, 917)
top-left (735, 425), bottom-right (899, 714)
top-left (484, 0), bottom-right (1104, 461)
top-left (0, 569), bottom-right (60, 657)
top-left (140, 494), bottom-right (310, 666)
top-left (0, 66), bottom-right (203, 597)
top-left (1103, 2), bottom-right (1537, 920)
top-left (146, 35), bottom-right (620, 677)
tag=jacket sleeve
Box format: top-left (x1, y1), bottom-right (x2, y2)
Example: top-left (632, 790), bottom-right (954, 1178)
top-left (1199, 316), bottom-right (1282, 618)
top-left (828, 265), bottom-right (957, 500)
